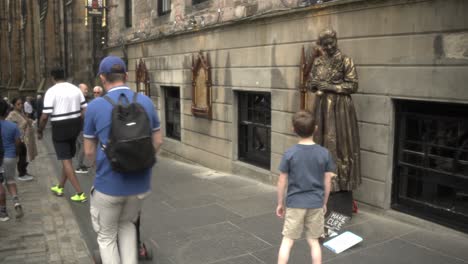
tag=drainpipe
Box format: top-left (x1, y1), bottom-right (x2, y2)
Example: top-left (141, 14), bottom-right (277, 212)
top-left (63, 1), bottom-right (69, 77)
top-left (7, 0), bottom-right (12, 88)
top-left (20, 0), bottom-right (26, 90)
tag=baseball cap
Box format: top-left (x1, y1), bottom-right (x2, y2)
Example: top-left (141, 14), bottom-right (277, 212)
top-left (97, 56), bottom-right (127, 75)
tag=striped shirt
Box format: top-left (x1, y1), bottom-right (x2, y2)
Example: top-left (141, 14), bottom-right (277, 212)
top-left (43, 82), bottom-right (87, 122)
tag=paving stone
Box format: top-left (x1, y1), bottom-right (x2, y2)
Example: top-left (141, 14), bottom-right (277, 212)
top-left (0, 133), bottom-right (92, 264)
top-left (156, 222), bottom-right (270, 264)
top-left (218, 193), bottom-right (276, 218)
top-left (141, 204), bottom-right (242, 235)
top-left (164, 194), bottom-right (219, 209)
top-left (210, 176), bottom-right (254, 189)
top-left (210, 254), bottom-right (265, 264)
top-left (231, 212), bottom-right (283, 245)
top-left (253, 240), bottom-right (336, 263)
top-left (212, 184), bottom-right (275, 201)
top-left (326, 239), bottom-right (466, 264)
top-left (400, 230), bottom-right (468, 262)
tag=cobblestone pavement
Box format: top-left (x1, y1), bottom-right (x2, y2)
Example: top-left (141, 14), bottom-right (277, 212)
top-left (0, 139), bottom-right (93, 264)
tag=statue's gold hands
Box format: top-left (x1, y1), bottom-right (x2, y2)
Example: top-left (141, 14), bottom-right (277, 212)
top-left (309, 80), bottom-right (332, 94)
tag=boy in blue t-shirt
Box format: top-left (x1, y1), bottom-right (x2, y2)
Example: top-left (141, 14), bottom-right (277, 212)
top-left (276, 111), bottom-right (336, 264)
top-left (0, 99), bottom-right (24, 221)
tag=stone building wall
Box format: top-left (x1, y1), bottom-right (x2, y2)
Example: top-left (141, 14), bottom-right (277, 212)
top-left (0, 0), bottom-right (97, 97)
top-left (0, 1), bottom-right (11, 88)
top-left (106, 0), bottom-right (468, 210)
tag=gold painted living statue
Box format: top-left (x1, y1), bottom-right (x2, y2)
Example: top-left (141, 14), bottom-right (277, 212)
top-left (307, 29), bottom-right (361, 192)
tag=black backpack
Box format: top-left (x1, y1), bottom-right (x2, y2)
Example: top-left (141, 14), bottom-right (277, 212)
top-left (102, 92), bottom-right (155, 173)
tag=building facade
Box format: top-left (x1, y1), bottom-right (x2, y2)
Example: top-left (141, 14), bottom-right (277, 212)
top-left (0, 0), bottom-right (105, 98)
top-left (30, 0), bottom-right (468, 232)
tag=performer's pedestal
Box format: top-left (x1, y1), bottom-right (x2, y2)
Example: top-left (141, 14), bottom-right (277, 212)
top-left (326, 191), bottom-right (354, 218)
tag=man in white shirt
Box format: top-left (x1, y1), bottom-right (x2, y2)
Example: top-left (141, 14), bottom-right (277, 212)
top-left (37, 67), bottom-right (87, 203)
top-left (23, 97), bottom-right (33, 119)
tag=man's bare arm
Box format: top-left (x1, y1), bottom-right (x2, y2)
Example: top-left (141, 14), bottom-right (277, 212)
top-left (37, 113), bottom-right (49, 140)
top-left (152, 129), bottom-right (163, 153)
top-left (84, 138), bottom-right (97, 166)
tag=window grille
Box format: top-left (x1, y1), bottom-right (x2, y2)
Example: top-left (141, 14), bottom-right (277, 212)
top-left (164, 87), bottom-right (181, 140)
top-left (238, 92), bottom-right (271, 169)
top-left (158, 0), bottom-right (171, 15)
top-left (393, 100), bottom-right (468, 233)
top-left (125, 0), bottom-right (132, 27)
top-left (192, 0), bottom-right (208, 5)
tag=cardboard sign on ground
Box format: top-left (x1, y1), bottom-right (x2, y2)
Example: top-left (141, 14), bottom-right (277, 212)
top-left (323, 231), bottom-right (363, 254)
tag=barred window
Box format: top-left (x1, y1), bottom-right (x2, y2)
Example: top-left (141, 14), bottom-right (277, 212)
top-left (158, 0), bottom-right (171, 15)
top-left (164, 87), bottom-right (181, 140)
top-left (125, 0), bottom-right (132, 27)
top-left (238, 92), bottom-right (271, 169)
top-left (393, 100), bottom-right (468, 233)
top-left (192, 0), bottom-right (208, 5)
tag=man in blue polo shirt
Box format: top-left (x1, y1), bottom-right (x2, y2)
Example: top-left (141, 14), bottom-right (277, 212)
top-left (84, 56), bottom-right (162, 264)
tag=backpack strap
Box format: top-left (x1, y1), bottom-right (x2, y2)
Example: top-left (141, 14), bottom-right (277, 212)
top-left (132, 91), bottom-right (139, 103)
top-left (103, 95), bottom-right (117, 106)
top-left (104, 93), bottom-right (131, 106)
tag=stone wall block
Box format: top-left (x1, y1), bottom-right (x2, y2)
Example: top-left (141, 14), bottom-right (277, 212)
top-left (358, 66), bottom-right (468, 101)
top-left (149, 69), bottom-right (192, 86)
top-left (354, 178), bottom-right (386, 208)
top-left (359, 122), bottom-right (389, 154)
top-left (271, 89), bottom-right (301, 113)
top-left (212, 68), bottom-right (299, 89)
top-left (182, 130), bottom-right (232, 158)
top-left (183, 114), bottom-right (232, 140)
top-left (360, 150), bottom-right (388, 183)
top-left (353, 94), bottom-right (391, 125)
top-left (271, 111), bottom-right (295, 136)
top-left (271, 132), bottom-right (298, 155)
top-left (271, 153), bottom-right (283, 174)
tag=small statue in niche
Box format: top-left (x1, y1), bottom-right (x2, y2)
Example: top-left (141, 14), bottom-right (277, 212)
top-left (307, 29), bottom-right (361, 205)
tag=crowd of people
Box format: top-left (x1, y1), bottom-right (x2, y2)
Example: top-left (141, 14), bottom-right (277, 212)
top-left (0, 55), bottom-right (162, 264)
top-left (1, 39), bottom-right (342, 263)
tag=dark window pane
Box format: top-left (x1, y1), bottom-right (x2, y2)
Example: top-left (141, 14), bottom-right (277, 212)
top-left (158, 0), bottom-right (171, 15)
top-left (125, 0), bottom-right (132, 27)
top-left (238, 92), bottom-right (271, 169)
top-left (193, 0), bottom-right (208, 5)
top-left (393, 100), bottom-right (468, 233)
top-left (164, 87), bottom-right (181, 140)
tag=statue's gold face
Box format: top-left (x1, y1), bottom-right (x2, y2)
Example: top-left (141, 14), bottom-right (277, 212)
top-left (320, 37), bottom-right (337, 56)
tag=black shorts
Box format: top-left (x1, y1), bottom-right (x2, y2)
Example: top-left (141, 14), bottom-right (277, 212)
top-left (53, 138), bottom-right (77, 160)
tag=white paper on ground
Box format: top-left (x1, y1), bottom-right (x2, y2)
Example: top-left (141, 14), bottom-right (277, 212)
top-left (323, 231), bottom-right (363, 254)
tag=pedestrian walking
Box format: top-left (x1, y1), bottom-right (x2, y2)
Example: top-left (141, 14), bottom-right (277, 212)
top-left (75, 83), bottom-right (90, 174)
top-left (93, 86), bottom-right (104, 98)
top-left (6, 97), bottom-right (37, 181)
top-left (36, 94), bottom-right (43, 119)
top-left (276, 110), bottom-right (336, 264)
top-left (0, 99), bottom-right (24, 220)
top-left (23, 96), bottom-right (34, 119)
top-left (84, 56), bottom-right (162, 264)
top-left (37, 67), bottom-right (87, 202)
top-left (0, 109), bottom-right (6, 221)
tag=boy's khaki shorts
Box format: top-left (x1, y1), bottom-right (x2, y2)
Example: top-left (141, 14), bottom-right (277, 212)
top-left (282, 207), bottom-right (324, 239)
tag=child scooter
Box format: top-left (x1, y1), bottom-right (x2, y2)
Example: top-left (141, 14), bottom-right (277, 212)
top-left (93, 213), bottom-right (153, 263)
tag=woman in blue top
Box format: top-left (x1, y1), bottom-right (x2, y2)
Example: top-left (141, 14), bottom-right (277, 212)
top-left (0, 99), bottom-right (25, 221)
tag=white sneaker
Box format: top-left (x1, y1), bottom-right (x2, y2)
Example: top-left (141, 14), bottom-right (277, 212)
top-left (16, 175), bottom-right (34, 181)
top-left (0, 211), bottom-right (9, 222)
top-left (75, 167), bottom-right (89, 174)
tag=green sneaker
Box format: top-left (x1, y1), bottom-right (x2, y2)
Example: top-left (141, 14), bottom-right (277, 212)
top-left (50, 185), bottom-right (64, 196)
top-left (70, 193), bottom-right (87, 203)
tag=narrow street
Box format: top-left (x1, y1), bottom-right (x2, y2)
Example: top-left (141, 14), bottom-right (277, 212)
top-left (41, 129), bottom-right (468, 264)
